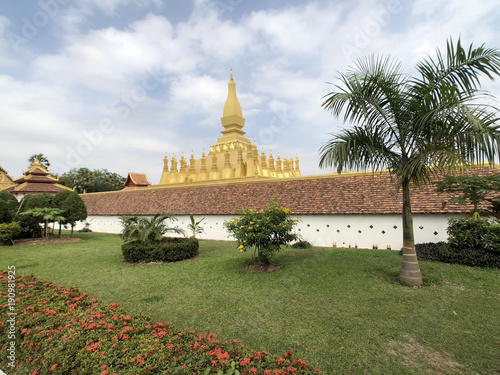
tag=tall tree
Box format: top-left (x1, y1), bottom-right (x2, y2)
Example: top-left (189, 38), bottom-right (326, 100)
top-left (62, 192), bottom-right (87, 235)
top-left (319, 38), bottom-right (500, 286)
top-left (18, 194), bottom-right (53, 237)
top-left (28, 154), bottom-right (50, 170)
top-left (59, 168), bottom-right (126, 193)
top-left (435, 174), bottom-right (500, 218)
top-left (52, 189), bottom-right (72, 235)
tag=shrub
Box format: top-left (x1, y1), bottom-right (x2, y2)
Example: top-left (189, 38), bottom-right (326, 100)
top-left (122, 237), bottom-right (199, 263)
top-left (447, 217), bottom-right (500, 252)
top-left (0, 273), bottom-right (322, 374)
top-left (416, 242), bottom-right (500, 268)
top-left (483, 224), bottom-right (500, 252)
top-left (224, 196), bottom-right (300, 263)
top-left (0, 191), bottom-right (19, 224)
top-left (291, 240), bottom-right (312, 249)
top-left (121, 214), bottom-right (185, 244)
top-left (0, 222), bottom-right (21, 245)
top-left (17, 194), bottom-right (53, 238)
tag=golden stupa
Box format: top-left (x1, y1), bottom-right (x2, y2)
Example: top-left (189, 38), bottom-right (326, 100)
top-left (159, 69), bottom-right (300, 186)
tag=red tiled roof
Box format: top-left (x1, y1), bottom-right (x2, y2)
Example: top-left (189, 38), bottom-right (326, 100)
top-left (9, 182), bottom-right (72, 194)
top-left (13, 175), bottom-right (58, 184)
top-left (26, 166), bottom-right (50, 176)
top-left (7, 160), bottom-right (72, 196)
top-left (124, 173), bottom-right (151, 189)
top-left (81, 167), bottom-right (500, 216)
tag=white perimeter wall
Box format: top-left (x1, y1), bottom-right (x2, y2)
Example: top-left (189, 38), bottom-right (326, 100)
top-left (74, 214), bottom-right (461, 250)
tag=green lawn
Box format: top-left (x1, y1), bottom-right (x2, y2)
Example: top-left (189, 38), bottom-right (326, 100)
top-left (2, 232), bottom-right (500, 374)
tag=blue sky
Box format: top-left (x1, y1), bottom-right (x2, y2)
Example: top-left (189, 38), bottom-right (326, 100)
top-left (1, 0), bottom-right (499, 183)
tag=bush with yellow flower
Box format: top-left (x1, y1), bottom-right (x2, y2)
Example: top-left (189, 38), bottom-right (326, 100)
top-left (224, 196), bottom-right (300, 263)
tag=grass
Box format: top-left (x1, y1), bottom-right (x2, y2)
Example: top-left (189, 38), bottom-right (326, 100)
top-left (2, 231), bottom-right (500, 374)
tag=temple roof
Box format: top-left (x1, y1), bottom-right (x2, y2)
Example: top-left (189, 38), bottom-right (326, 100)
top-left (7, 159), bottom-right (72, 196)
top-left (0, 166), bottom-right (14, 191)
top-left (9, 182), bottom-right (72, 194)
top-left (81, 166), bottom-right (499, 216)
top-left (124, 172), bottom-right (151, 190)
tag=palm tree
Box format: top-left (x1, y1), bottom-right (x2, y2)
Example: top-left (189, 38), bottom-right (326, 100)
top-left (187, 214), bottom-right (205, 238)
top-left (28, 154), bottom-right (50, 170)
top-left (319, 38), bottom-right (500, 286)
top-left (120, 214), bottom-right (185, 244)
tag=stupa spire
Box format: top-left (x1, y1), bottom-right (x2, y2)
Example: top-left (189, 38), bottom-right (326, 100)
top-left (216, 68), bottom-right (248, 146)
top-left (223, 67), bottom-right (243, 118)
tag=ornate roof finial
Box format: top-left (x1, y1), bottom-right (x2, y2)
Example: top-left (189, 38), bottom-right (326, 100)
top-left (230, 66), bottom-right (233, 81)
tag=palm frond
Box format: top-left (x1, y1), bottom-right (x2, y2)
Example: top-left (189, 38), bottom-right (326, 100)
top-left (415, 37), bottom-right (500, 94)
top-left (319, 126), bottom-right (399, 173)
top-left (322, 55), bottom-right (406, 130)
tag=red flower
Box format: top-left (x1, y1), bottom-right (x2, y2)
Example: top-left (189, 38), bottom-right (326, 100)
top-left (123, 316), bottom-right (131, 321)
top-left (240, 358), bottom-right (251, 367)
top-left (51, 364), bottom-right (58, 371)
top-left (250, 368), bottom-right (257, 374)
top-left (101, 371), bottom-right (109, 375)
top-left (87, 342), bottom-right (100, 352)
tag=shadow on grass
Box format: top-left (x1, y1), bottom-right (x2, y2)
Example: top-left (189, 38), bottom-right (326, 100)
top-left (279, 250), bottom-right (316, 260)
top-left (373, 264), bottom-right (445, 288)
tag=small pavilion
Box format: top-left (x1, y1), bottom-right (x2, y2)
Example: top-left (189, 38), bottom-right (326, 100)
top-left (6, 159), bottom-right (73, 201)
top-left (124, 172), bottom-right (151, 190)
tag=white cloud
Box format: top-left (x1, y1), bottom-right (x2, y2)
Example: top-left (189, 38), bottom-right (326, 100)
top-left (1, 0), bottom-right (500, 180)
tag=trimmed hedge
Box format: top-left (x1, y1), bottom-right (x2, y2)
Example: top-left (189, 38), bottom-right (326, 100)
top-left (0, 273), bottom-right (322, 374)
top-left (416, 242), bottom-right (500, 268)
top-left (122, 237), bottom-right (199, 263)
top-left (291, 241), bottom-right (312, 249)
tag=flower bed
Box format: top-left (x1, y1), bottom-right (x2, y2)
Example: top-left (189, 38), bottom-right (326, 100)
top-left (0, 272), bottom-right (322, 374)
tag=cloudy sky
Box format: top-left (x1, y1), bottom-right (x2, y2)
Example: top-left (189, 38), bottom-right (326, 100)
top-left (1, 0), bottom-right (499, 183)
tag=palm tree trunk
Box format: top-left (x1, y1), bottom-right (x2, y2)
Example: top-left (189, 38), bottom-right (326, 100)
top-left (399, 178), bottom-right (423, 287)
